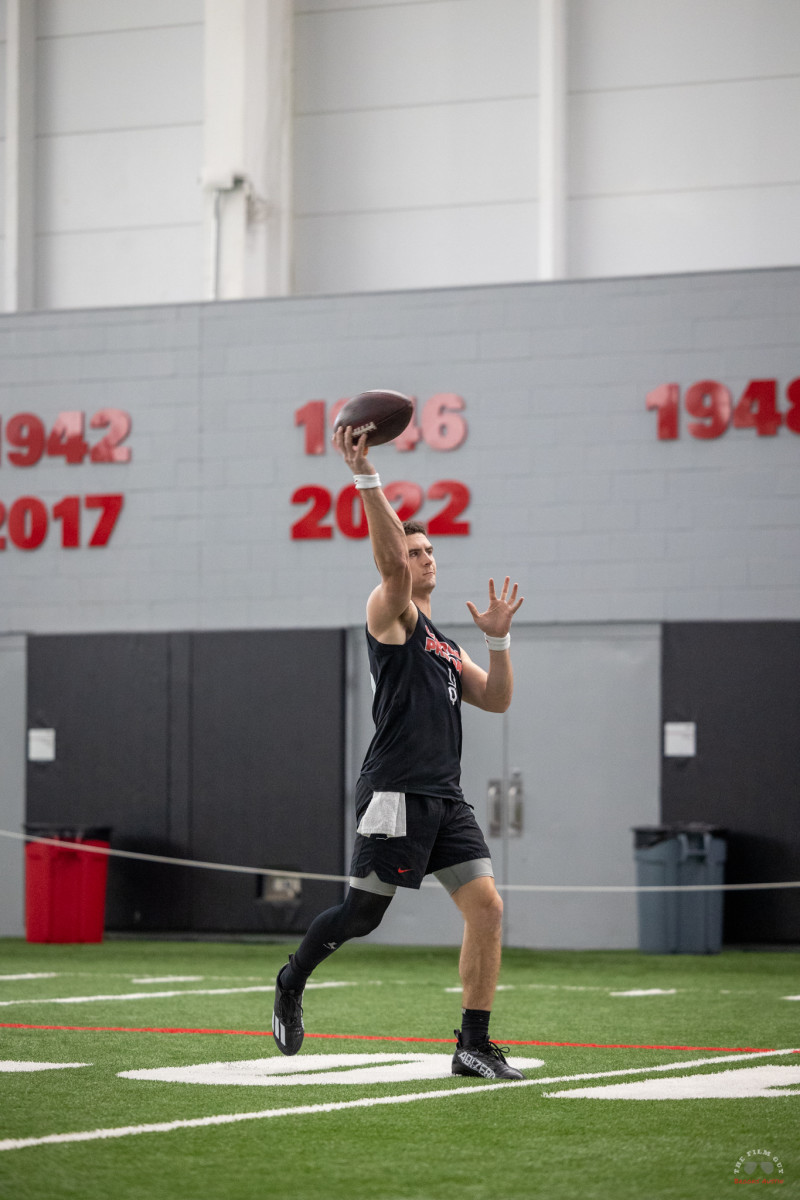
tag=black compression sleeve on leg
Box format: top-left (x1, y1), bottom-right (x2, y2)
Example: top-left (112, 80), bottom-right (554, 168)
top-left (286, 888), bottom-right (393, 985)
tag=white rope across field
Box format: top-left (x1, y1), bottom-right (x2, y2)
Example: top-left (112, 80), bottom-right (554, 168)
top-left (1, 828), bottom-right (798, 893)
top-left (0, 829), bottom-right (348, 883)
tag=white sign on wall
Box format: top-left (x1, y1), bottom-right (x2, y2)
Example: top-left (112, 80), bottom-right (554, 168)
top-left (663, 722), bottom-right (696, 758)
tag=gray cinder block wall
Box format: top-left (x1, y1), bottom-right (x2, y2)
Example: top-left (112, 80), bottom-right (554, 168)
top-left (0, 267), bottom-right (798, 637)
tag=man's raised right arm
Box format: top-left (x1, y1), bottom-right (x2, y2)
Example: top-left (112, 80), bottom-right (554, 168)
top-left (332, 426), bottom-right (412, 637)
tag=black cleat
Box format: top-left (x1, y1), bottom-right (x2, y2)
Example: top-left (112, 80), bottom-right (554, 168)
top-left (272, 957), bottom-right (305, 1056)
top-left (451, 1029), bottom-right (524, 1081)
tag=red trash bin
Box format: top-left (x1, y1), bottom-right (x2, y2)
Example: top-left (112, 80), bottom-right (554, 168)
top-left (25, 827), bottom-right (111, 944)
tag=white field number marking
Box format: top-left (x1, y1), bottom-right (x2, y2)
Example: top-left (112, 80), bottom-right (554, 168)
top-left (119, 1052), bottom-right (539, 1087)
top-left (546, 1064), bottom-right (800, 1099)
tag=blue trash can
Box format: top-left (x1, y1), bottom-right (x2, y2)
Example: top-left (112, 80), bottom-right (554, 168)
top-left (633, 824), bottom-right (726, 954)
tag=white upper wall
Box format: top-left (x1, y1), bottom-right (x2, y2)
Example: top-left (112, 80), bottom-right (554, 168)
top-left (293, 0), bottom-right (539, 293)
top-left (292, 0), bottom-right (800, 292)
top-left (1, 0), bottom-right (799, 309)
top-left (568, 0), bottom-right (800, 278)
top-left (0, 0), bottom-right (8, 294)
top-left (23, 0), bottom-right (204, 310)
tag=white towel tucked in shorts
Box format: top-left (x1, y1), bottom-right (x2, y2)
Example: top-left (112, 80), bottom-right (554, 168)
top-left (356, 791), bottom-right (407, 838)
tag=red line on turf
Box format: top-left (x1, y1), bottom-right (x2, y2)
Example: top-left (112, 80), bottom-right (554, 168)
top-left (0, 1021), bottom-right (793, 1055)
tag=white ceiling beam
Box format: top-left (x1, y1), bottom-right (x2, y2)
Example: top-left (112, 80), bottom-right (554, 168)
top-left (203, 0), bottom-right (293, 300)
top-left (538, 0), bottom-right (568, 280)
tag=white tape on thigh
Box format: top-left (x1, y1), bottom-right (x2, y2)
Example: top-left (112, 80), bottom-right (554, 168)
top-left (356, 791), bottom-right (406, 838)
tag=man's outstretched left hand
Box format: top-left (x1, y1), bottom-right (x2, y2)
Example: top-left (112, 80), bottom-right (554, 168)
top-left (466, 577), bottom-right (523, 638)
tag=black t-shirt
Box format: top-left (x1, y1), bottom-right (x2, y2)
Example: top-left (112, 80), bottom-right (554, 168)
top-left (358, 606), bottom-right (464, 799)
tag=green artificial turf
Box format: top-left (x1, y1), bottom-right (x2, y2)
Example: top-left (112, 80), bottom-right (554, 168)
top-left (0, 939), bottom-right (797, 1200)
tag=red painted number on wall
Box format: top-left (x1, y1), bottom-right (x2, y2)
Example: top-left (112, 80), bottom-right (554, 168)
top-left (647, 379), bottom-right (800, 439)
top-left (0, 494), bottom-right (124, 550)
top-left (0, 410), bottom-right (132, 465)
top-left (291, 481), bottom-right (471, 539)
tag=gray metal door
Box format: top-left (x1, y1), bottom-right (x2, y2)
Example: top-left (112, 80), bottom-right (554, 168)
top-left (349, 623), bottom-right (660, 949)
top-left (459, 623), bottom-right (661, 949)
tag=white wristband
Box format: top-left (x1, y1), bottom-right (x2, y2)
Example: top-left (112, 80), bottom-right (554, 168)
top-left (485, 633), bottom-right (511, 651)
top-left (354, 473), bottom-right (381, 490)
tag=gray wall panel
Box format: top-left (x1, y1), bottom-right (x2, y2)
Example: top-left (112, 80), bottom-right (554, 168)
top-left (24, 630), bottom-right (345, 934)
top-left (0, 271), bottom-right (797, 636)
top-left (0, 638), bottom-right (27, 938)
top-left (661, 621), bottom-right (800, 944)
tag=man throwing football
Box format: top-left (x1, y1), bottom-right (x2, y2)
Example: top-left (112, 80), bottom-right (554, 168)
top-left (273, 423), bottom-right (525, 1080)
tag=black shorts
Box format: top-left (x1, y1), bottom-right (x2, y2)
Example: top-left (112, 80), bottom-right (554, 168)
top-left (350, 778), bottom-right (492, 891)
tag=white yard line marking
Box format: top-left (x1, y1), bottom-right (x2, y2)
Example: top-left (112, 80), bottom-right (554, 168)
top-left (0, 1089), bottom-right (502, 1151)
top-left (1, 1048), bottom-right (796, 1152)
top-left (609, 989), bottom-right (678, 997)
top-left (130, 977), bottom-right (205, 984)
top-left (446, 983), bottom-right (683, 995)
top-left (0, 982), bottom-right (353, 1008)
top-left (0, 1062), bottom-right (89, 1073)
top-left (445, 984), bottom-right (516, 993)
top-left (0, 974), bottom-right (58, 982)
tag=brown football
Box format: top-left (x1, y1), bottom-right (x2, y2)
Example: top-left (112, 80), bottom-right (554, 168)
top-left (333, 389), bottom-right (413, 447)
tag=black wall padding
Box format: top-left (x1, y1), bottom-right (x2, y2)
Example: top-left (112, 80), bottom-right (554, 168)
top-left (661, 622), bottom-right (800, 945)
top-left (27, 630), bottom-right (346, 933)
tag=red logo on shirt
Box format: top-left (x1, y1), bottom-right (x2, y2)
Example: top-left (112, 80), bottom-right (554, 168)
top-left (424, 625), bottom-right (462, 674)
